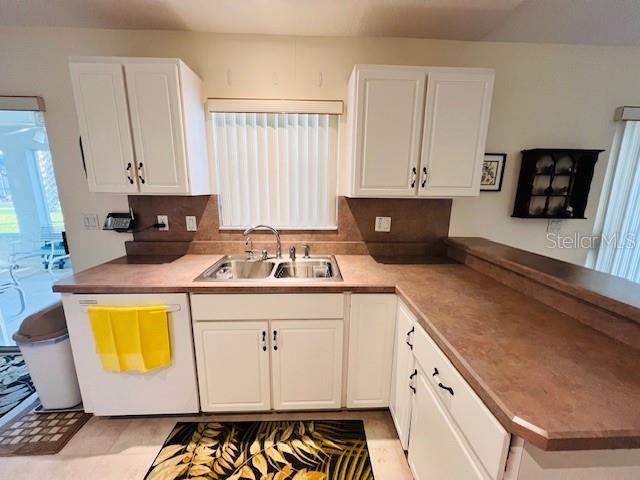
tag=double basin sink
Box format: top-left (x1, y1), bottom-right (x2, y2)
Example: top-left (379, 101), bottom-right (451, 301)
top-left (195, 255), bottom-right (342, 282)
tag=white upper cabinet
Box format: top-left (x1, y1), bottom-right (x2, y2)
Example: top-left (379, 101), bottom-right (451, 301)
top-left (69, 57), bottom-right (210, 195)
top-left (347, 67), bottom-right (426, 197)
top-left (419, 70), bottom-right (494, 197)
top-left (69, 63), bottom-right (137, 193)
top-left (346, 65), bottom-right (494, 198)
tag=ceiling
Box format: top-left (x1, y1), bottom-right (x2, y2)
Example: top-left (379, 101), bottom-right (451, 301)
top-left (1, 0), bottom-right (639, 46)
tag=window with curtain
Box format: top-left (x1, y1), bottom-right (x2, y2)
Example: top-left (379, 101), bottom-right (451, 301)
top-left (594, 119), bottom-right (640, 283)
top-left (210, 103), bottom-right (340, 229)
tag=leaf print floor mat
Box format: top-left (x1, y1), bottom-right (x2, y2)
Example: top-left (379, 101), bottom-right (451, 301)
top-left (0, 353), bottom-right (36, 421)
top-left (144, 420), bottom-right (375, 480)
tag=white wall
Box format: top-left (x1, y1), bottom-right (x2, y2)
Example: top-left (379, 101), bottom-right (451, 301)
top-left (1, 26), bottom-right (639, 269)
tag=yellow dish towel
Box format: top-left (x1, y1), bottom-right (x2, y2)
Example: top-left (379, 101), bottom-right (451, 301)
top-left (88, 305), bottom-right (171, 373)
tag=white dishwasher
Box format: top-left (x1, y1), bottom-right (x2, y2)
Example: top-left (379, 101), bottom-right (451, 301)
top-left (61, 293), bottom-right (199, 415)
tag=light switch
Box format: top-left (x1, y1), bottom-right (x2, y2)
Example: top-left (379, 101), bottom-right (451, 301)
top-left (375, 216), bottom-right (392, 232)
top-left (82, 214), bottom-right (99, 230)
top-left (186, 216), bottom-right (197, 232)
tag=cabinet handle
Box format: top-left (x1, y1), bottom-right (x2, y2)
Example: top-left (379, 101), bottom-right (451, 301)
top-left (421, 167), bottom-right (428, 188)
top-left (438, 382), bottom-right (454, 396)
top-left (261, 331), bottom-right (267, 351)
top-left (79, 137), bottom-right (87, 178)
top-left (432, 367), bottom-right (454, 395)
top-left (125, 162), bottom-right (134, 185)
top-left (409, 369), bottom-right (417, 394)
top-left (137, 162), bottom-right (146, 184)
top-left (406, 327), bottom-right (414, 350)
top-left (411, 167), bottom-right (417, 188)
top-left (273, 330), bottom-right (278, 351)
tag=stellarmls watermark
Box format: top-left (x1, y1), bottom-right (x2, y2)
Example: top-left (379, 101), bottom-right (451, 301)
top-left (546, 233), bottom-right (638, 249)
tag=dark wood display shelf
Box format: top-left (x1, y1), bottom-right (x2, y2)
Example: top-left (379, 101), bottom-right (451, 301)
top-left (512, 148), bottom-right (603, 219)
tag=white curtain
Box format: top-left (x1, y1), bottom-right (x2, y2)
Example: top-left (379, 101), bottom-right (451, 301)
top-left (211, 112), bottom-right (338, 229)
top-left (594, 121), bottom-right (640, 282)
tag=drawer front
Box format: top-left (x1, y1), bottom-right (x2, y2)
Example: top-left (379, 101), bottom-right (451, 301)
top-left (190, 294), bottom-right (345, 321)
top-left (413, 324), bottom-right (509, 479)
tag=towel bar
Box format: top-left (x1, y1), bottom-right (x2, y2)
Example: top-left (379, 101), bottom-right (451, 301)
top-left (79, 302), bottom-right (182, 313)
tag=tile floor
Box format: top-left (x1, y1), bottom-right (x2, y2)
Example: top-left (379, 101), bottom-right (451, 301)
top-left (0, 409), bottom-right (413, 479)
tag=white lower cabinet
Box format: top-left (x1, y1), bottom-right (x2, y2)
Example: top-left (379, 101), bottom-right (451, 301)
top-left (393, 298), bottom-right (510, 479)
top-left (389, 299), bottom-right (416, 449)
top-left (191, 294), bottom-right (344, 413)
top-left (408, 368), bottom-right (487, 480)
top-left (271, 319), bottom-right (343, 410)
top-left (347, 294), bottom-right (397, 408)
top-left (193, 321), bottom-right (271, 412)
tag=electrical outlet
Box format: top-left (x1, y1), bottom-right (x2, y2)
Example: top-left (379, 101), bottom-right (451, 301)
top-left (547, 219), bottom-right (562, 233)
top-left (186, 216), bottom-right (197, 232)
top-left (157, 215), bottom-right (169, 231)
top-left (82, 214), bottom-right (99, 230)
top-left (375, 216), bottom-right (392, 232)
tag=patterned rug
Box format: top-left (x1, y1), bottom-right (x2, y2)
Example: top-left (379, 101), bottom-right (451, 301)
top-left (0, 399), bottom-right (91, 455)
top-left (145, 420), bottom-right (375, 480)
top-left (0, 352), bottom-right (36, 420)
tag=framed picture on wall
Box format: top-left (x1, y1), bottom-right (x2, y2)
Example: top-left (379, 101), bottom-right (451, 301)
top-left (481, 153), bottom-right (506, 192)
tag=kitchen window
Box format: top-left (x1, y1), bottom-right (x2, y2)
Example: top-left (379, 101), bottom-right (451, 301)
top-left (209, 100), bottom-right (342, 229)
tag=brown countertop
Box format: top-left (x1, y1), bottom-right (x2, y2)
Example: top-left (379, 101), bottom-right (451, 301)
top-left (446, 237), bottom-right (640, 324)
top-left (53, 253), bottom-right (640, 451)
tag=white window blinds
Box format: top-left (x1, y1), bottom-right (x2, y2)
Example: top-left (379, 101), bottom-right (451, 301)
top-left (594, 120), bottom-right (640, 282)
top-left (211, 112), bottom-right (338, 229)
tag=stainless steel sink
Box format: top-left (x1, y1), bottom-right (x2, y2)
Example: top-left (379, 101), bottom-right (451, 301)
top-left (195, 255), bottom-right (342, 282)
top-left (196, 256), bottom-right (276, 281)
top-left (275, 258), bottom-right (337, 279)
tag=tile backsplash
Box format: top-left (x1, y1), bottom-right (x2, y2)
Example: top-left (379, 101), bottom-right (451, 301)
top-left (126, 195), bottom-right (452, 257)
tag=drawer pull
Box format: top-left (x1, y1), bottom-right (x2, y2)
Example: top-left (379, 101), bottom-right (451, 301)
top-left (411, 167), bottom-right (417, 188)
top-left (437, 382), bottom-right (454, 396)
top-left (409, 369), bottom-right (417, 380)
top-left (409, 384), bottom-right (416, 394)
top-left (432, 367), bottom-right (439, 376)
top-left (273, 330), bottom-right (278, 351)
top-left (261, 331), bottom-right (267, 351)
top-left (406, 327), bottom-right (415, 349)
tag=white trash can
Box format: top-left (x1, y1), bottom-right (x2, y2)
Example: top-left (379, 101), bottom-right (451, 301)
top-left (13, 302), bottom-right (82, 409)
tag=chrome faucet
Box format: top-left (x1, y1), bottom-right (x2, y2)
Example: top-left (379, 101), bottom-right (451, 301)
top-left (243, 225), bottom-right (282, 259)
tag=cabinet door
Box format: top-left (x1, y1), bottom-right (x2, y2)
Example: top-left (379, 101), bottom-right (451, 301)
top-left (69, 62), bottom-right (138, 193)
top-left (389, 300), bottom-right (416, 450)
top-left (419, 70), bottom-right (494, 197)
top-left (347, 294), bottom-right (396, 408)
top-left (351, 67), bottom-right (426, 197)
top-left (193, 321), bottom-right (271, 412)
top-left (271, 320), bottom-right (343, 410)
top-left (124, 62), bottom-right (189, 194)
top-left (408, 369), bottom-right (487, 480)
